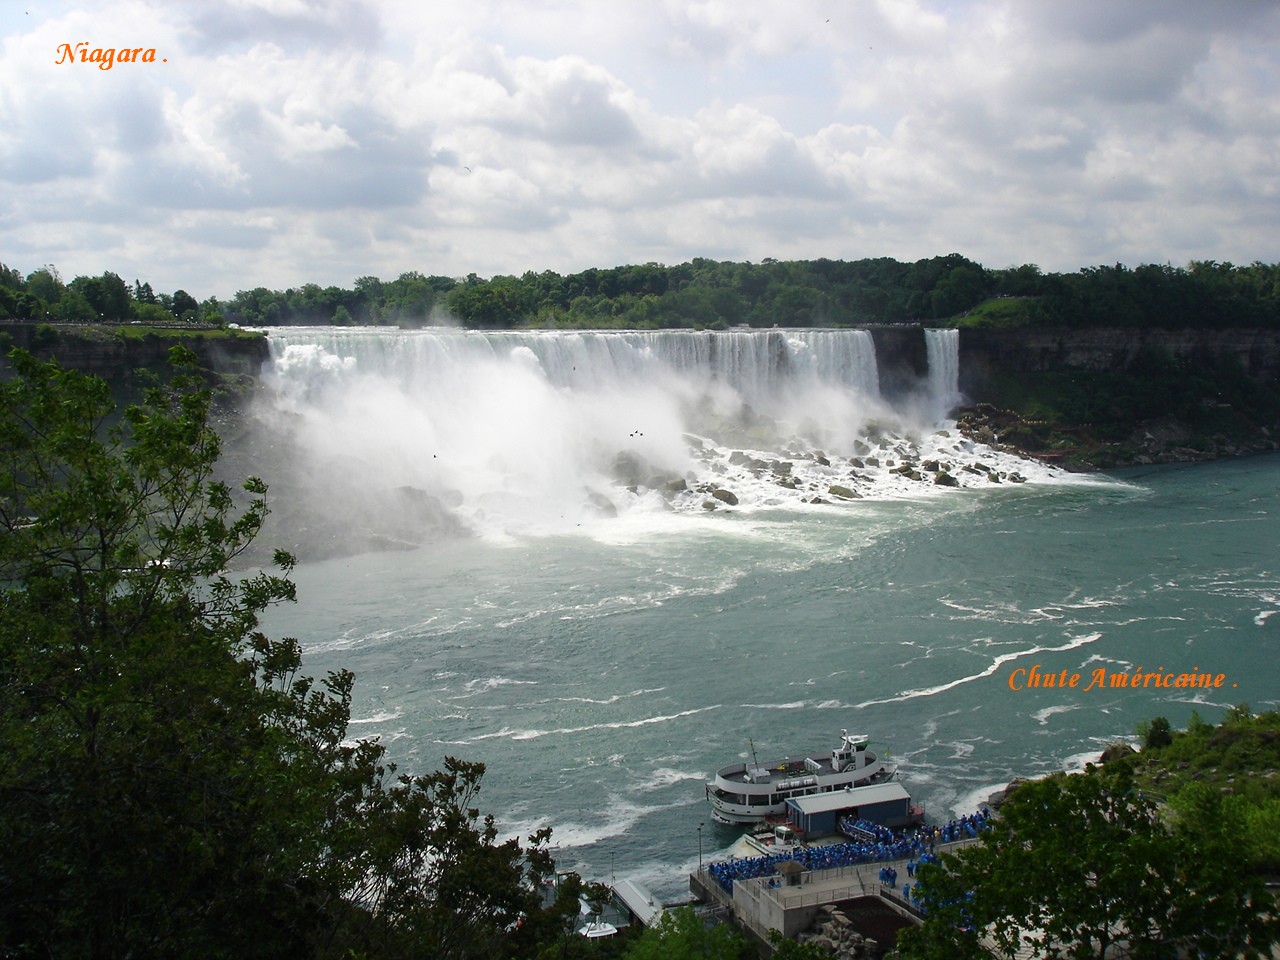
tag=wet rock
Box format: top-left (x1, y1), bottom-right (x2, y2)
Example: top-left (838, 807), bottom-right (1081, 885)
top-left (1099, 742), bottom-right (1136, 764)
top-left (986, 777), bottom-right (1029, 809)
top-left (828, 484), bottom-right (860, 500)
top-left (611, 451), bottom-right (649, 483)
top-left (711, 488), bottom-right (739, 506)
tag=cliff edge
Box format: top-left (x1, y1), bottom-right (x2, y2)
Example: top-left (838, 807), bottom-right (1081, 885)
top-left (956, 326), bottom-right (1280, 469)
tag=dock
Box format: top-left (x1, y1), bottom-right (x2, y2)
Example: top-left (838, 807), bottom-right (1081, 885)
top-left (690, 837), bottom-right (981, 946)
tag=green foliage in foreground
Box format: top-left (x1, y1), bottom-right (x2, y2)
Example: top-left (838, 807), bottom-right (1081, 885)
top-left (620, 907), bottom-right (753, 960)
top-left (898, 710), bottom-right (1280, 960)
top-left (0, 348), bottom-right (572, 959)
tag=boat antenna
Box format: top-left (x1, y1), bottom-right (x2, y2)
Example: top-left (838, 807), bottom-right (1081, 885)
top-left (748, 737), bottom-right (760, 769)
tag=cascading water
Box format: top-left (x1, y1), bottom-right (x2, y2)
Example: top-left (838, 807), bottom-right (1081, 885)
top-left (924, 328), bottom-right (961, 420)
top-left (249, 326), bottom-right (1054, 552)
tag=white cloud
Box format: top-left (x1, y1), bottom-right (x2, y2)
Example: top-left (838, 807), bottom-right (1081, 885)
top-left (0, 0), bottom-right (1278, 296)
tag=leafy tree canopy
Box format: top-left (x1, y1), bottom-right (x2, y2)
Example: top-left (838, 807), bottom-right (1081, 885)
top-left (0, 347), bottom-right (567, 959)
top-left (900, 714), bottom-right (1280, 960)
top-left (5, 256), bottom-right (1279, 330)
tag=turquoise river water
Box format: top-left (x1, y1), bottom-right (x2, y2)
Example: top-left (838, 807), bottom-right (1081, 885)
top-left (261, 450), bottom-right (1280, 902)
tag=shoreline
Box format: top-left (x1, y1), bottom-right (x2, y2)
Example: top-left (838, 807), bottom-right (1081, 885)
top-left (955, 401), bottom-right (1279, 472)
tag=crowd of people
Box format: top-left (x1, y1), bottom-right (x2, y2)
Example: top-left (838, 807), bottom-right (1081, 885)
top-left (705, 809), bottom-right (990, 894)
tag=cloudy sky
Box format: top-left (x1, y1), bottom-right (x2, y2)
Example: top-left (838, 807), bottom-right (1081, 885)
top-left (2, 0), bottom-right (1278, 299)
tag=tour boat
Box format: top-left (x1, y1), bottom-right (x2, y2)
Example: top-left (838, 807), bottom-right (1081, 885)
top-left (706, 732), bottom-right (900, 825)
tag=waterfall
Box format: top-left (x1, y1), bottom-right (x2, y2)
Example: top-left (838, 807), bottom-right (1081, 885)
top-left (265, 327), bottom-right (882, 407)
top-left (924, 328), bottom-right (961, 418)
top-left (248, 325), bottom-right (1044, 547)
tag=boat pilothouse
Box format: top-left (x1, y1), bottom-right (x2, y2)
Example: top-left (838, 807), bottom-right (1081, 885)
top-left (706, 732), bottom-right (899, 825)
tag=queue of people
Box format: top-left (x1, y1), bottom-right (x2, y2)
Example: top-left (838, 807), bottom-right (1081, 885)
top-left (704, 809), bottom-right (990, 894)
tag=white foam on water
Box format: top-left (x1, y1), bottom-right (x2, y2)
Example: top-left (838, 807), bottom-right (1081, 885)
top-left (855, 632), bottom-right (1103, 708)
top-left (1032, 704), bottom-right (1082, 726)
top-left (445, 705), bottom-right (723, 744)
top-left (461, 676), bottom-right (539, 695)
top-left (633, 767), bottom-right (709, 793)
top-left (349, 709), bottom-right (404, 724)
top-left (502, 791), bottom-right (702, 851)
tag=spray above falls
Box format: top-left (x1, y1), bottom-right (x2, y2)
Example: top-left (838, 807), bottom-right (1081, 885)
top-left (251, 326), bottom-right (1051, 549)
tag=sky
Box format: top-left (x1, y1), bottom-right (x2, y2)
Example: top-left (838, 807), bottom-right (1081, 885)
top-left (2, 0), bottom-right (1279, 300)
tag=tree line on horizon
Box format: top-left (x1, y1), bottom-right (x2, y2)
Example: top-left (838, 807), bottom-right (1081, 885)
top-left (3, 255), bottom-right (1280, 331)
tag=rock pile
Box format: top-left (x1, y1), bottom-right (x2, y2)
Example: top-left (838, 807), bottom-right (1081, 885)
top-left (796, 905), bottom-right (881, 959)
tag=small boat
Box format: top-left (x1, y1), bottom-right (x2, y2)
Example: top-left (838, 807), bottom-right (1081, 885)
top-left (578, 921), bottom-right (618, 939)
top-left (706, 731), bottom-right (900, 825)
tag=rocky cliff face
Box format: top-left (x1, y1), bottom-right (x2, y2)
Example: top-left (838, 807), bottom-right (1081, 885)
top-left (958, 326), bottom-right (1280, 395)
top-left (951, 326), bottom-right (1280, 469)
top-left (867, 325), bottom-right (928, 398)
top-left (0, 323), bottom-right (270, 403)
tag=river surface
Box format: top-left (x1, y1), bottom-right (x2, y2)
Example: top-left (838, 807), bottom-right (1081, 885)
top-left (260, 447), bottom-right (1280, 902)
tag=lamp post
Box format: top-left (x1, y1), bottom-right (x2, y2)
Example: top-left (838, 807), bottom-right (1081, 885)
top-left (697, 821), bottom-right (704, 871)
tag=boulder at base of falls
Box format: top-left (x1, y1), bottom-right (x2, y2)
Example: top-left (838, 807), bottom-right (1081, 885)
top-left (827, 484), bottom-right (860, 500)
top-left (711, 488), bottom-right (739, 506)
top-left (611, 450), bottom-right (649, 484)
top-left (933, 471), bottom-right (960, 487)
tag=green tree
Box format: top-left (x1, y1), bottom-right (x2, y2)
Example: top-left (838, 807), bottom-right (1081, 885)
top-left (171, 288), bottom-right (199, 321)
top-left (0, 263), bottom-right (23, 291)
top-left (132, 301), bottom-right (176, 324)
top-left (903, 768), bottom-right (1278, 960)
top-left (622, 906), bottom-right (752, 960)
top-left (70, 271), bottom-right (132, 320)
top-left (51, 287), bottom-right (96, 321)
top-left (1137, 715), bottom-right (1172, 749)
top-left (0, 348), bottom-right (564, 959)
top-left (24, 265), bottom-right (65, 307)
